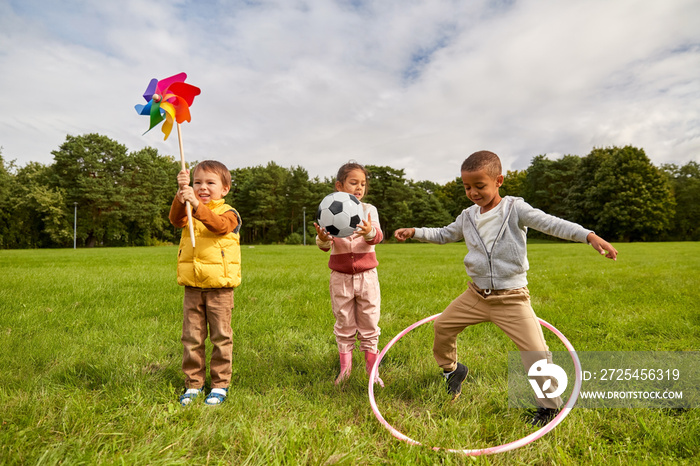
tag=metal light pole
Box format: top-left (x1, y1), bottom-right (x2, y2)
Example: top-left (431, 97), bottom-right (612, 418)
top-left (73, 202), bottom-right (77, 249)
top-left (302, 207), bottom-right (306, 246)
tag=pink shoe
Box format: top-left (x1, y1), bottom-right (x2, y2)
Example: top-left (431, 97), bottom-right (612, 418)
top-left (364, 351), bottom-right (384, 387)
top-left (335, 351), bottom-right (352, 385)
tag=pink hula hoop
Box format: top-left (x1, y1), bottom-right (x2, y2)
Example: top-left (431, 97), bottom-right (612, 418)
top-left (368, 313), bottom-right (582, 456)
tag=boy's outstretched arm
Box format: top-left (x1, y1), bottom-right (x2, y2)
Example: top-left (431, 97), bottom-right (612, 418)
top-left (394, 228), bottom-right (415, 242)
top-left (587, 233), bottom-right (618, 260)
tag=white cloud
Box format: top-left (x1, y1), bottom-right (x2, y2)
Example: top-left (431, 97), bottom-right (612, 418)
top-left (1, 0), bottom-right (698, 183)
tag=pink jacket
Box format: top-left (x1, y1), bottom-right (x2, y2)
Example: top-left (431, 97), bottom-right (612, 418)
top-left (317, 203), bottom-right (383, 274)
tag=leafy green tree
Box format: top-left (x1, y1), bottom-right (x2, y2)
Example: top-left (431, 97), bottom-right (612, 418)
top-left (564, 149), bottom-right (610, 230)
top-left (0, 151), bottom-right (17, 248)
top-left (406, 181), bottom-right (453, 228)
top-left (306, 176), bottom-right (334, 240)
top-left (285, 166), bottom-right (313, 239)
top-left (4, 132), bottom-right (693, 248)
top-left (501, 169), bottom-right (527, 198)
top-left (228, 166), bottom-right (256, 243)
top-left (232, 162), bottom-right (289, 243)
top-left (522, 154), bottom-right (581, 219)
top-left (661, 161), bottom-right (700, 240)
top-left (434, 177), bottom-right (472, 218)
top-left (571, 146), bottom-right (675, 241)
top-left (229, 164), bottom-right (331, 244)
top-left (120, 148), bottom-right (180, 245)
top-left (0, 156), bottom-right (72, 249)
top-left (51, 134), bottom-right (130, 247)
top-left (364, 165), bottom-right (414, 236)
top-left (14, 162), bottom-right (72, 247)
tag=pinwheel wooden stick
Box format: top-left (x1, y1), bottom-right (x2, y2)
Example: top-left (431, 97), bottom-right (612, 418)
top-left (135, 72), bottom-right (201, 247)
top-left (177, 124), bottom-right (196, 247)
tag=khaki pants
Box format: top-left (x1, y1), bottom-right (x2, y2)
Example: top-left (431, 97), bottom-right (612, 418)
top-left (330, 269), bottom-right (381, 353)
top-left (182, 287), bottom-right (234, 389)
top-left (433, 282), bottom-right (562, 409)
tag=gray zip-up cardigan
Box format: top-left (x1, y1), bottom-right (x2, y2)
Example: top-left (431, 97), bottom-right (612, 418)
top-left (413, 196), bottom-right (592, 290)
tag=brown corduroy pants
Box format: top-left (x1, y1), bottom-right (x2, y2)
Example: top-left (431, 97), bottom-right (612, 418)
top-left (182, 287), bottom-right (234, 389)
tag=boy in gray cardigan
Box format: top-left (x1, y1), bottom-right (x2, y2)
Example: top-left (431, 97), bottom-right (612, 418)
top-left (394, 150), bottom-right (617, 426)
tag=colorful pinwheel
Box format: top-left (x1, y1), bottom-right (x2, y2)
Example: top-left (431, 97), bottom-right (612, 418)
top-left (134, 72), bottom-right (201, 140)
top-left (135, 72), bottom-right (201, 247)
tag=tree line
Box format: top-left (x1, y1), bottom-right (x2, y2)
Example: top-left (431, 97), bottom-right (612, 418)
top-left (0, 134), bottom-right (698, 249)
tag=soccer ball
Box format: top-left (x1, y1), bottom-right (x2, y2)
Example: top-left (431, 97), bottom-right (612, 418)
top-left (316, 192), bottom-right (363, 238)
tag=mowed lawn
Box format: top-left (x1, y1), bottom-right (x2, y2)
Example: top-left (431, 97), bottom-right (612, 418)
top-left (0, 241), bottom-right (698, 465)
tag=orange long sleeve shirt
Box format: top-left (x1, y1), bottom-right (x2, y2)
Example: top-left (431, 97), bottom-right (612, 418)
top-left (169, 197), bottom-right (240, 235)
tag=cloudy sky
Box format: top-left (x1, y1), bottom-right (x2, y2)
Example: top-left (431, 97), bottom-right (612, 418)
top-left (1, 0), bottom-right (698, 183)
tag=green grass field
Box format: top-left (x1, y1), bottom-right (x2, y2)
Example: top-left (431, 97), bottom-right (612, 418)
top-left (1, 242), bottom-right (698, 465)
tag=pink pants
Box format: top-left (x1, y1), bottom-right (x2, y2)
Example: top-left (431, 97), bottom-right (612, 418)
top-left (329, 269), bottom-right (381, 353)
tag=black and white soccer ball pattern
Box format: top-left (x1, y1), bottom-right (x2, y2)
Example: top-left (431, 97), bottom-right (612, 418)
top-left (316, 192), bottom-right (363, 238)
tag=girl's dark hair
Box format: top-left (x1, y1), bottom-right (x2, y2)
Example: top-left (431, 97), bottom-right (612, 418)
top-left (336, 161), bottom-right (369, 189)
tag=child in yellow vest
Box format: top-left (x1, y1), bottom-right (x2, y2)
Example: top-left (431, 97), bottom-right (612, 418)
top-left (168, 160), bottom-right (242, 406)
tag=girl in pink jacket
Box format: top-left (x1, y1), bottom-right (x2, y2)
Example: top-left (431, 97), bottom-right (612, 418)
top-left (314, 162), bottom-right (384, 387)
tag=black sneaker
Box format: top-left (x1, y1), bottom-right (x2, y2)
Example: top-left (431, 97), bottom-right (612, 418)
top-left (444, 362), bottom-right (469, 399)
top-left (529, 407), bottom-right (559, 426)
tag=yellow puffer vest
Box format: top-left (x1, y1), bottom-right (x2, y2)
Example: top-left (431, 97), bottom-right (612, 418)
top-left (177, 199), bottom-right (242, 288)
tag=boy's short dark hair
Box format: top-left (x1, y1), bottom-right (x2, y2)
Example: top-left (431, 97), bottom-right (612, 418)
top-left (461, 151), bottom-right (502, 178)
top-left (194, 160), bottom-right (231, 187)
